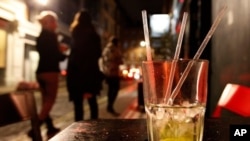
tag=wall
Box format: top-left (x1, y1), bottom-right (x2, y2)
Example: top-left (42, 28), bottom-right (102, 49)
top-left (210, 0), bottom-right (250, 116)
top-left (0, 0), bottom-right (40, 86)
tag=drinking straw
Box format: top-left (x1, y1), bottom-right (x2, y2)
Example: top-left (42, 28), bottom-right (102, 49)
top-left (141, 10), bottom-right (156, 100)
top-left (168, 6), bottom-right (227, 104)
top-left (173, 12), bottom-right (188, 60)
top-left (142, 10), bottom-right (152, 61)
top-left (164, 12), bottom-right (188, 103)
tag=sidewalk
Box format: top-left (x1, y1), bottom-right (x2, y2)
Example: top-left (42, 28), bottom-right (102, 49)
top-left (0, 80), bottom-right (145, 141)
top-left (0, 78), bottom-right (67, 94)
top-left (0, 85), bottom-right (16, 94)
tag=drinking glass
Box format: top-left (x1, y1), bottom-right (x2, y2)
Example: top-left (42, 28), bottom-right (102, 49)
top-left (142, 59), bottom-right (208, 141)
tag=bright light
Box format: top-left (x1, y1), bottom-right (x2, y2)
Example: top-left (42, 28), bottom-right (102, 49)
top-left (134, 73), bottom-right (140, 80)
top-left (128, 72), bottom-right (133, 78)
top-left (120, 65), bottom-right (142, 80)
top-left (140, 41), bottom-right (146, 47)
top-left (61, 70), bottom-right (67, 76)
top-left (37, 0), bottom-right (48, 5)
top-left (150, 14), bottom-right (170, 37)
top-left (122, 70), bottom-right (128, 75)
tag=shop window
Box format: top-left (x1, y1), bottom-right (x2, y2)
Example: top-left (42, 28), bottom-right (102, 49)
top-left (0, 27), bottom-right (7, 68)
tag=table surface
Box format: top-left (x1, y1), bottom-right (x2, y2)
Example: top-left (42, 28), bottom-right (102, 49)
top-left (49, 118), bottom-right (250, 141)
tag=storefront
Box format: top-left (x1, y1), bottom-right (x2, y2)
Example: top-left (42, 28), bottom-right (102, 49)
top-left (0, 1), bottom-right (40, 86)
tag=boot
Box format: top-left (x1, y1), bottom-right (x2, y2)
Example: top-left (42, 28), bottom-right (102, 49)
top-left (27, 120), bottom-right (43, 139)
top-left (44, 116), bottom-right (60, 139)
top-left (107, 107), bottom-right (120, 117)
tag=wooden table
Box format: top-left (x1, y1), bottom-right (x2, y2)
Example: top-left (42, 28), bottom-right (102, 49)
top-left (49, 118), bottom-right (250, 141)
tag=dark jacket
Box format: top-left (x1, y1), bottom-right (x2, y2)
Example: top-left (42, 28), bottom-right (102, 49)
top-left (36, 29), bottom-right (66, 74)
top-left (66, 25), bottom-right (103, 101)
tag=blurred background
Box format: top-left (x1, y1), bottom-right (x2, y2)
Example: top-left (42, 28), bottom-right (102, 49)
top-left (0, 0), bottom-right (249, 118)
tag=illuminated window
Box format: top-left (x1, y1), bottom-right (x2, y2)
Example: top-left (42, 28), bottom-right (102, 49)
top-left (149, 14), bottom-right (170, 37)
top-left (0, 27), bottom-right (7, 68)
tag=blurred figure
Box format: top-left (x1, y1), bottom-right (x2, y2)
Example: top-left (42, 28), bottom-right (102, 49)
top-left (100, 36), bottom-right (123, 116)
top-left (34, 11), bottom-right (67, 138)
top-left (137, 81), bottom-right (145, 113)
top-left (66, 10), bottom-right (103, 121)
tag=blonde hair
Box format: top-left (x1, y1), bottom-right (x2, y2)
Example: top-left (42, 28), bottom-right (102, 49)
top-left (37, 11), bottom-right (58, 31)
top-left (37, 11), bottom-right (58, 24)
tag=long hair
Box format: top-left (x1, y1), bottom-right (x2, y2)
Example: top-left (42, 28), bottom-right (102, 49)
top-left (70, 10), bottom-right (94, 33)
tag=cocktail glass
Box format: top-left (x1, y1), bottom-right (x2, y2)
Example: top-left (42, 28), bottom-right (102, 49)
top-left (142, 59), bottom-right (208, 141)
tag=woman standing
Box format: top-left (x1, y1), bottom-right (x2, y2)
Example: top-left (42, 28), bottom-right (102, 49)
top-left (35, 10), bottom-right (67, 138)
top-left (66, 10), bottom-right (103, 121)
top-left (101, 36), bottom-right (123, 116)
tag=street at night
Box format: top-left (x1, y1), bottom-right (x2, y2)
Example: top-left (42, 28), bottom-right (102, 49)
top-left (1, 0), bottom-right (250, 141)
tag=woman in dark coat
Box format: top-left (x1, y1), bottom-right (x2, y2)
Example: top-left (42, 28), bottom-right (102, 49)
top-left (66, 10), bottom-right (103, 121)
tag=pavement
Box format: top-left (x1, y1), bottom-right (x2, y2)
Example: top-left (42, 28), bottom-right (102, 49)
top-left (0, 80), bottom-right (146, 141)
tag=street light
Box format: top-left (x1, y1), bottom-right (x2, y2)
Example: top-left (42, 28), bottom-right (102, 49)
top-left (150, 14), bottom-right (170, 37)
top-left (140, 41), bottom-right (146, 47)
top-left (37, 0), bottom-right (48, 6)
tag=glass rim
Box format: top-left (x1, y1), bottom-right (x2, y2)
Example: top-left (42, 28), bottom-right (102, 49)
top-left (142, 59), bottom-right (209, 64)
